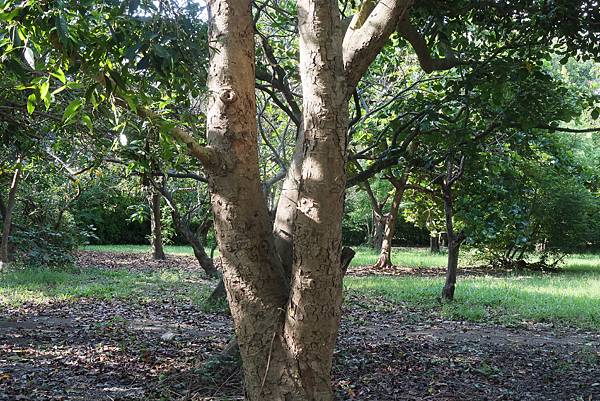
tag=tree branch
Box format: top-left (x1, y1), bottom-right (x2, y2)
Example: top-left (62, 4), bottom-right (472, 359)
top-left (397, 17), bottom-right (460, 74)
top-left (111, 97), bottom-right (221, 170)
top-left (343, 0), bottom-right (413, 91)
top-left (528, 124), bottom-right (600, 133)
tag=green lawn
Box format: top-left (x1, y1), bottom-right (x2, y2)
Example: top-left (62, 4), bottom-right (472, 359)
top-left (346, 254), bottom-right (600, 329)
top-left (0, 266), bottom-right (212, 308)
top-left (3, 245), bottom-right (600, 329)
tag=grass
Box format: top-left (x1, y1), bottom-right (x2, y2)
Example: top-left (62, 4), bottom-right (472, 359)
top-left (0, 266), bottom-right (213, 308)
top-left (82, 244), bottom-right (202, 256)
top-left (345, 254), bottom-right (600, 329)
top-left (4, 245), bottom-right (600, 329)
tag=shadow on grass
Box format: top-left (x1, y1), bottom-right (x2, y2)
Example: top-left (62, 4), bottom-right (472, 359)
top-left (0, 266), bottom-right (223, 312)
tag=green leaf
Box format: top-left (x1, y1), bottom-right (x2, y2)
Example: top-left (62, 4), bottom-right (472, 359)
top-left (55, 14), bottom-right (70, 48)
top-left (591, 108), bottom-right (600, 120)
top-left (62, 99), bottom-right (83, 123)
top-left (152, 44), bottom-right (170, 59)
top-left (23, 46), bottom-right (34, 68)
top-left (50, 68), bottom-right (66, 84)
top-left (39, 80), bottom-right (49, 100)
top-left (27, 93), bottom-right (36, 115)
top-left (51, 85), bottom-right (67, 96)
top-left (81, 114), bottom-right (93, 131)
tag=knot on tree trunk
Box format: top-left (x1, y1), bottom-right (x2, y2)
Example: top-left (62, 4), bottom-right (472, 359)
top-left (220, 89), bottom-right (238, 104)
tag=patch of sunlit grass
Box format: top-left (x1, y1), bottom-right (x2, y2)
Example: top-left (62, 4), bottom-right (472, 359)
top-left (0, 266), bottom-right (214, 307)
top-left (345, 255), bottom-right (600, 329)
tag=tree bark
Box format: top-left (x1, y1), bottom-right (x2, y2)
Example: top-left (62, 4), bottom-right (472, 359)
top-left (281, 0), bottom-right (349, 397)
top-left (147, 185), bottom-right (165, 260)
top-left (203, 0), bottom-right (404, 398)
top-left (0, 163), bottom-right (21, 268)
top-left (205, 1), bottom-right (296, 399)
top-left (440, 158), bottom-right (464, 302)
top-left (374, 175), bottom-right (407, 269)
top-left (372, 211), bottom-right (385, 250)
top-left (272, 0), bottom-right (413, 278)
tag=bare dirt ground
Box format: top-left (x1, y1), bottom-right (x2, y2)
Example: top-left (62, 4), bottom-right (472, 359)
top-left (1, 251), bottom-right (599, 401)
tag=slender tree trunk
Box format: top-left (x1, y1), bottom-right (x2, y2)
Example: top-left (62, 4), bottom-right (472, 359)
top-left (156, 182), bottom-right (218, 277)
top-left (430, 235), bottom-right (440, 253)
top-left (273, 126), bottom-right (304, 278)
top-left (443, 239), bottom-right (460, 301)
top-left (372, 211), bottom-right (385, 250)
top-left (374, 176), bottom-right (407, 269)
top-left (441, 186), bottom-right (456, 300)
top-left (1, 163), bottom-right (21, 269)
top-left (147, 185), bottom-right (165, 260)
top-left (441, 180), bottom-right (463, 301)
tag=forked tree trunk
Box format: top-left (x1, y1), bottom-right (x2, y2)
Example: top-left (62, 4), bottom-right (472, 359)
top-left (204, 0), bottom-right (410, 398)
top-left (148, 186), bottom-right (165, 260)
top-left (0, 163), bottom-right (21, 269)
top-left (206, 0), bottom-right (348, 398)
top-left (374, 176), bottom-right (407, 269)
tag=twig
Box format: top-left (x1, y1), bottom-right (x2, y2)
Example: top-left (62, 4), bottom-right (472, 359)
top-left (260, 330), bottom-right (277, 395)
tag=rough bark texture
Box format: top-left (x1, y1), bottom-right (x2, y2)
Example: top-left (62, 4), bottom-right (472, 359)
top-left (205, 1), bottom-right (297, 399)
top-left (202, 0), bottom-right (410, 398)
top-left (282, 0), bottom-right (349, 398)
top-left (0, 164), bottom-right (21, 269)
top-left (148, 187), bottom-right (166, 260)
top-left (374, 176), bottom-right (407, 269)
top-left (272, 0), bottom-right (413, 278)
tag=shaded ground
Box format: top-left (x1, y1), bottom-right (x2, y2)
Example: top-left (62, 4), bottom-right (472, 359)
top-left (1, 251), bottom-right (599, 400)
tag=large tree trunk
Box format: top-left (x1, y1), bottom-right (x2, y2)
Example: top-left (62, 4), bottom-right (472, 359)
top-left (0, 163), bottom-right (21, 269)
top-left (281, 0), bottom-right (349, 397)
top-left (203, 0), bottom-right (408, 398)
top-left (374, 176), bottom-right (407, 269)
top-left (148, 186), bottom-right (165, 260)
top-left (205, 1), bottom-right (297, 399)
